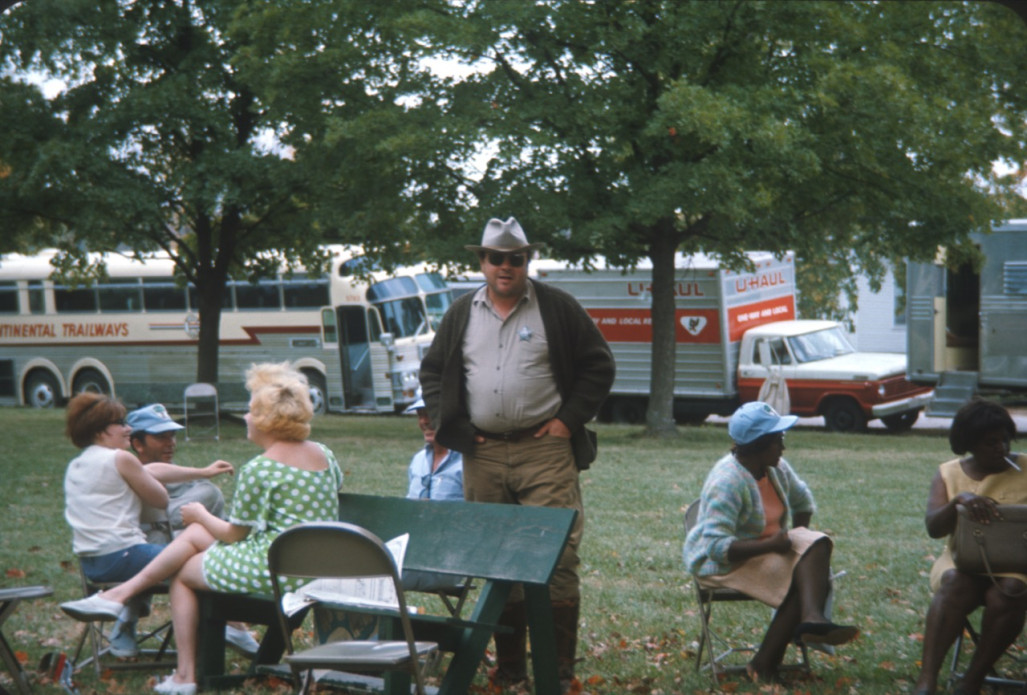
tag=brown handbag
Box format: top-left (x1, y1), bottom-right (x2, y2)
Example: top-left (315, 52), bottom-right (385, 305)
top-left (951, 503), bottom-right (1027, 576)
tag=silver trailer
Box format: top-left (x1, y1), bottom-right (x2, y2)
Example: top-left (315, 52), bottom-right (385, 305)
top-left (907, 220), bottom-right (1027, 414)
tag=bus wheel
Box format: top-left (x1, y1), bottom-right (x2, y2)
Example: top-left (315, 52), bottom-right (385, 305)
top-left (304, 371), bottom-right (328, 415)
top-left (25, 371), bottom-right (60, 409)
top-left (73, 368), bottom-right (111, 396)
top-left (823, 398), bottom-right (868, 432)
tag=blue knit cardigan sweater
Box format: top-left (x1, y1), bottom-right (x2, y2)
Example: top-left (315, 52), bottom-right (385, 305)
top-left (683, 453), bottom-right (815, 577)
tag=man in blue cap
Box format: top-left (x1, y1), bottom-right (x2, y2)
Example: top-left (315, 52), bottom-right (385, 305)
top-left (126, 403), bottom-right (230, 543)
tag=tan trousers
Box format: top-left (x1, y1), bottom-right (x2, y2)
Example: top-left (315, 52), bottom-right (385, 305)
top-left (464, 433), bottom-right (584, 603)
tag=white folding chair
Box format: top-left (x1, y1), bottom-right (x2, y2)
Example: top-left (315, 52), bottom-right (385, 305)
top-left (268, 521), bottom-right (438, 695)
top-left (183, 382), bottom-right (219, 441)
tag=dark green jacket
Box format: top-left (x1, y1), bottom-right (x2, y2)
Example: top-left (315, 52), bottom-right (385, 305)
top-left (420, 280), bottom-right (615, 462)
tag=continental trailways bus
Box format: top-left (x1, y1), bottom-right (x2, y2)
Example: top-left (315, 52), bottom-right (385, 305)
top-left (0, 246), bottom-right (452, 414)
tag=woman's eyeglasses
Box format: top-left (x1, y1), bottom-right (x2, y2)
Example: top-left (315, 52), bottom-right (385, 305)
top-left (484, 252), bottom-right (527, 268)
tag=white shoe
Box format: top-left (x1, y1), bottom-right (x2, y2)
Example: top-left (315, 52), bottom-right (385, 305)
top-left (153, 673), bottom-right (196, 695)
top-left (224, 624), bottom-right (260, 657)
top-left (60, 593), bottom-right (124, 622)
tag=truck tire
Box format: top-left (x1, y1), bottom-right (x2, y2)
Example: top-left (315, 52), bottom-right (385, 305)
top-left (303, 370), bottom-right (328, 416)
top-left (881, 409), bottom-right (919, 432)
top-left (823, 398), bottom-right (868, 433)
top-left (610, 397), bottom-right (647, 425)
top-left (73, 368), bottom-right (111, 396)
top-left (24, 371), bottom-right (61, 409)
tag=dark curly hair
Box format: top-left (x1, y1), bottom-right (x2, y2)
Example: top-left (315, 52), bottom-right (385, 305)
top-left (948, 398), bottom-right (1017, 455)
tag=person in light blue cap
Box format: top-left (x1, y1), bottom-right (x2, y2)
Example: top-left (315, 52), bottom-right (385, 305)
top-left (404, 393), bottom-right (464, 503)
top-left (683, 401), bottom-right (859, 683)
top-left (401, 392), bottom-right (465, 592)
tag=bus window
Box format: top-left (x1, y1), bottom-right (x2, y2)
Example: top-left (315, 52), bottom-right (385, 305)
top-left (188, 284), bottom-right (233, 311)
top-left (55, 283), bottom-right (97, 313)
top-left (321, 307), bottom-right (338, 344)
top-left (28, 280), bottom-right (45, 314)
top-left (376, 296), bottom-right (426, 338)
top-left (0, 282), bottom-right (17, 314)
top-left (99, 278), bottom-right (143, 312)
top-left (366, 276), bottom-right (419, 301)
top-left (424, 291), bottom-right (452, 331)
top-left (284, 274), bottom-right (329, 308)
top-left (143, 278), bottom-right (187, 311)
top-left (234, 278), bottom-right (281, 311)
top-left (415, 272), bottom-right (447, 292)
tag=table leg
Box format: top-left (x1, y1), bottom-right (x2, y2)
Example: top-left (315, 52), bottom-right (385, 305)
top-left (524, 583), bottom-right (559, 695)
top-left (437, 580), bottom-right (512, 695)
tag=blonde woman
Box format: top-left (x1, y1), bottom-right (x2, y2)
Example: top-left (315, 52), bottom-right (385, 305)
top-left (61, 363), bottom-right (343, 695)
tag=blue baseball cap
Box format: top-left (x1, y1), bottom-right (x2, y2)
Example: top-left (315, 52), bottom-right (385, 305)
top-left (126, 403), bottom-right (185, 435)
top-left (728, 401), bottom-right (798, 445)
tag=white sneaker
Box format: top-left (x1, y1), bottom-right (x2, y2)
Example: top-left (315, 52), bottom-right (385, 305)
top-left (153, 673), bottom-right (196, 695)
top-left (224, 624), bottom-right (260, 657)
top-left (108, 620), bottom-right (140, 658)
top-left (60, 593), bottom-right (124, 622)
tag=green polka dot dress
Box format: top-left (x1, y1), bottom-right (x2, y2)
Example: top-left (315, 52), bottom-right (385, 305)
top-left (202, 442), bottom-right (343, 594)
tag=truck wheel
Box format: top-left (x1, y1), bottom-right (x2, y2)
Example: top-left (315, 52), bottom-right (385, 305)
top-left (881, 410), bottom-right (919, 432)
top-left (303, 370), bottom-right (328, 416)
top-left (73, 368), bottom-right (111, 396)
top-left (610, 398), bottom-right (647, 425)
top-left (24, 371), bottom-right (61, 409)
top-left (823, 398), bottom-right (868, 433)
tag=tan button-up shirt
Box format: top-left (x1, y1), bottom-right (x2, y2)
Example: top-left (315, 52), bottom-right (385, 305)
top-left (463, 283), bottom-right (561, 432)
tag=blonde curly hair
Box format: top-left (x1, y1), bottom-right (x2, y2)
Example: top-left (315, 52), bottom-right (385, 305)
top-left (245, 362), bottom-right (313, 441)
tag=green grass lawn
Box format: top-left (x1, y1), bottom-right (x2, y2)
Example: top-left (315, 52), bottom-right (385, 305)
top-left (0, 408), bottom-right (993, 694)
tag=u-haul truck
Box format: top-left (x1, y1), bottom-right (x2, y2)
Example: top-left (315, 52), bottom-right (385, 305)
top-left (535, 251), bottom-right (933, 432)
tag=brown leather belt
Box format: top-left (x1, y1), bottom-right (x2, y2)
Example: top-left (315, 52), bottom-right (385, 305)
top-left (476, 424), bottom-right (541, 442)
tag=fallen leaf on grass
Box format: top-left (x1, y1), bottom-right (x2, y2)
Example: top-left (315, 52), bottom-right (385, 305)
top-left (14, 650), bottom-right (28, 664)
top-left (5, 568), bottom-right (26, 578)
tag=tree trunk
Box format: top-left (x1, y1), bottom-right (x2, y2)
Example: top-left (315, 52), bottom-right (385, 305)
top-left (645, 234), bottom-right (679, 438)
top-left (195, 278), bottom-right (223, 386)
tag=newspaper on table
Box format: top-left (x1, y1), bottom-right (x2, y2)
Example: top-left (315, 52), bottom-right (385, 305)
top-left (280, 533), bottom-right (413, 616)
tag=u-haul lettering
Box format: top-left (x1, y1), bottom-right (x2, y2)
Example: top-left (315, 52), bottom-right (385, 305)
top-left (734, 270), bottom-right (787, 293)
top-left (627, 282), bottom-right (705, 297)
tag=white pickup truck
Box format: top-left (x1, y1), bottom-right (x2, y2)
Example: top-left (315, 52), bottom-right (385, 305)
top-left (736, 320), bottom-right (934, 432)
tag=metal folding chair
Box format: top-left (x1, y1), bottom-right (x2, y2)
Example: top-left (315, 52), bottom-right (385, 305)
top-left (183, 382), bottom-right (219, 441)
top-left (70, 565), bottom-right (175, 678)
top-left (683, 499), bottom-right (810, 679)
top-left (948, 615), bottom-right (1027, 691)
top-left (0, 586), bottom-right (53, 694)
top-left (268, 521), bottom-right (438, 695)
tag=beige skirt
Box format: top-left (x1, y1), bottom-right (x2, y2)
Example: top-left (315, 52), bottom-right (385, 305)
top-left (698, 527), bottom-right (831, 608)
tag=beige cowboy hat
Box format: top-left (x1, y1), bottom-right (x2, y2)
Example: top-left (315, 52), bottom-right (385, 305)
top-left (465, 217), bottom-right (544, 253)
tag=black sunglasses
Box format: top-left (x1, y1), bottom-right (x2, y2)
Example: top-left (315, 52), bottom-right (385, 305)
top-left (484, 252), bottom-right (527, 268)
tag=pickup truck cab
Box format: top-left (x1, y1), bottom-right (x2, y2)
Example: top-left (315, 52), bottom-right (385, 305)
top-left (737, 320), bottom-right (935, 432)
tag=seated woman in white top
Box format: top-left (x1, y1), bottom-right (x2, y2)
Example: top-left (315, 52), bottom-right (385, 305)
top-left (64, 393), bottom-right (171, 653)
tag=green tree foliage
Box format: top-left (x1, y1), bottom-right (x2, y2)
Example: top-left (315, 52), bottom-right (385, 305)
top-left (381, 0), bottom-right (1027, 435)
top-left (0, 0), bottom-right (370, 382)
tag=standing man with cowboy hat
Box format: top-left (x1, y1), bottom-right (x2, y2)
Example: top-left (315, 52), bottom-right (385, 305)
top-left (420, 217), bottom-right (615, 693)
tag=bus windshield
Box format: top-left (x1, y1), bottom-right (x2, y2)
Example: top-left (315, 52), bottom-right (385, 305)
top-left (786, 326), bottom-right (856, 364)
